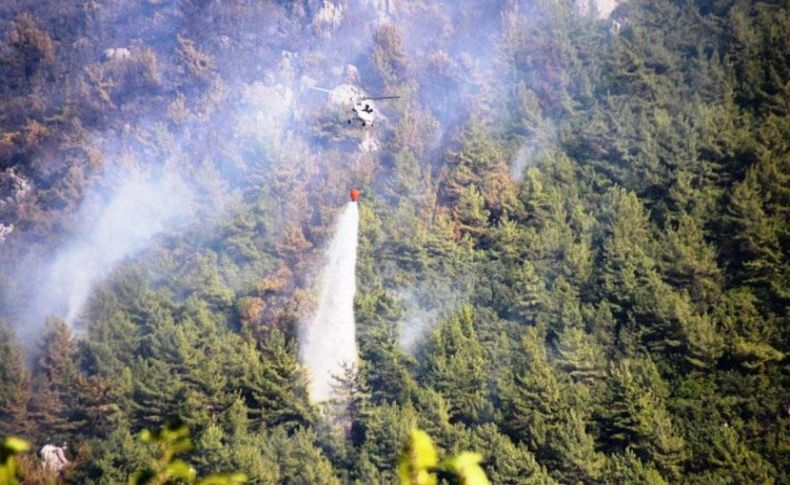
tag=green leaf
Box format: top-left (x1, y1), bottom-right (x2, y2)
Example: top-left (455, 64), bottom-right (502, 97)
top-left (129, 468), bottom-right (157, 485)
top-left (398, 429), bottom-right (438, 485)
top-left (441, 452), bottom-right (490, 485)
top-left (197, 473), bottom-right (249, 485)
top-left (164, 460), bottom-right (197, 481)
top-left (2, 438), bottom-right (29, 454)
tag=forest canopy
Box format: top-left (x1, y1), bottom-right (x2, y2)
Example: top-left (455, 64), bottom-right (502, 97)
top-left (0, 0), bottom-right (788, 483)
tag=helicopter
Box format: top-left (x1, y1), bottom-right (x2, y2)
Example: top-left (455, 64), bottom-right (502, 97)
top-left (309, 85), bottom-right (399, 127)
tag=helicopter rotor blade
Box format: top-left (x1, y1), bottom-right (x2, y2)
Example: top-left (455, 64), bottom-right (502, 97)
top-left (362, 96), bottom-right (401, 101)
top-left (308, 86), bottom-right (337, 95)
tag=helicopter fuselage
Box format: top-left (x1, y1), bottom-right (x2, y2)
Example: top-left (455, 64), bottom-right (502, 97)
top-left (308, 85), bottom-right (397, 127)
top-left (350, 99), bottom-right (376, 126)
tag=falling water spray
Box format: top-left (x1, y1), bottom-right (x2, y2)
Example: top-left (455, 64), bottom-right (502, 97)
top-left (300, 201), bottom-right (359, 402)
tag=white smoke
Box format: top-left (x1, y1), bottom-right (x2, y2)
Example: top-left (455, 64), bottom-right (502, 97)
top-left (396, 273), bottom-right (473, 355)
top-left (38, 171), bottom-right (193, 327)
top-left (299, 202), bottom-right (359, 402)
top-left (574, 0), bottom-right (623, 19)
top-left (397, 290), bottom-right (439, 355)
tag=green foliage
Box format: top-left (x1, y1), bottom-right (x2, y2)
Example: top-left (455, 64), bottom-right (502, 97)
top-left (397, 428), bottom-right (490, 485)
top-left (0, 437), bottom-right (29, 485)
top-left (0, 0), bottom-right (787, 482)
top-left (130, 420), bottom-right (246, 485)
top-left (501, 327), bottom-right (569, 450)
top-left (446, 424), bottom-right (556, 484)
top-left (421, 306), bottom-right (492, 425)
top-left (237, 329), bottom-right (315, 431)
top-left (0, 325), bottom-right (31, 438)
top-left (598, 359), bottom-right (687, 480)
top-left (274, 428), bottom-right (339, 485)
top-left (602, 449), bottom-right (667, 485)
top-left (397, 429), bottom-right (438, 485)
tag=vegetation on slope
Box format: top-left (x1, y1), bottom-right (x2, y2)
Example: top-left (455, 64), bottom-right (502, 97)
top-left (0, 0), bottom-right (787, 483)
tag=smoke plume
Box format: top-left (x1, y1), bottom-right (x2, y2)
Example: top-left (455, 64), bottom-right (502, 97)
top-left (13, 170), bottom-right (193, 347)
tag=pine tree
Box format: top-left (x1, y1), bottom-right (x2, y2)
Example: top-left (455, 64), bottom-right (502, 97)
top-left (714, 288), bottom-right (784, 369)
top-left (657, 213), bottom-right (722, 308)
top-left (598, 358), bottom-right (687, 480)
top-left (499, 327), bottom-right (570, 452)
top-left (222, 400), bottom-right (280, 483)
top-left (546, 277), bottom-right (583, 341)
top-left (275, 427), bottom-right (340, 485)
top-left (329, 363), bottom-right (371, 446)
top-left (602, 449), bottom-right (667, 485)
top-left (447, 423), bottom-right (556, 485)
top-left (371, 25), bottom-right (410, 89)
top-left (355, 285), bottom-right (415, 405)
top-left (421, 306), bottom-right (492, 425)
top-left (499, 326), bottom-right (603, 482)
top-left (237, 330), bottom-right (313, 432)
top-left (597, 187), bottom-right (656, 317)
top-left (453, 185), bottom-right (490, 239)
top-left (511, 261), bottom-right (549, 326)
top-left (68, 418), bottom-right (155, 483)
top-left (28, 319), bottom-right (84, 443)
top-left (691, 424), bottom-right (776, 484)
top-left (554, 324), bottom-right (606, 386)
top-left (180, 252), bottom-right (235, 309)
top-left (193, 423), bottom-right (232, 476)
top-left (128, 358), bottom-right (184, 431)
top-left (411, 388), bottom-right (452, 450)
top-left (354, 403), bottom-right (416, 478)
top-left (725, 151), bottom-right (789, 305)
top-left (545, 410), bottom-right (604, 484)
top-left (444, 122), bottom-right (518, 234)
top-left (598, 187), bottom-right (724, 366)
top-left (0, 323), bottom-right (32, 437)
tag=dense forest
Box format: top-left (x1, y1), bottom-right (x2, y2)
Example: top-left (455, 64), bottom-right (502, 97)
top-left (0, 0), bottom-right (788, 483)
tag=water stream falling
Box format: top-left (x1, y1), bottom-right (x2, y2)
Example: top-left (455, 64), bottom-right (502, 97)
top-left (299, 202), bottom-right (359, 402)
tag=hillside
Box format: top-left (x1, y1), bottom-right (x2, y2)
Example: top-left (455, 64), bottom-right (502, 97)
top-left (0, 0), bottom-right (788, 483)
